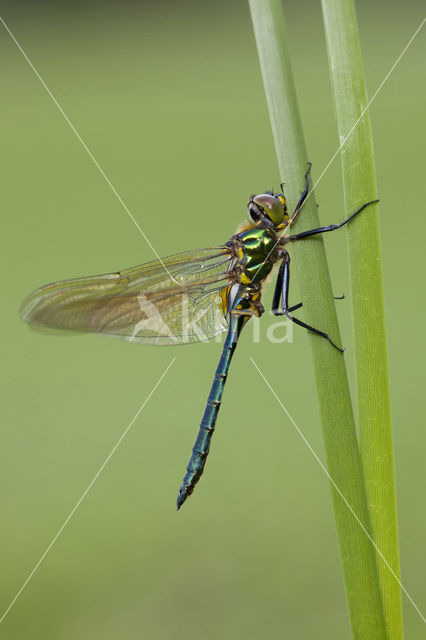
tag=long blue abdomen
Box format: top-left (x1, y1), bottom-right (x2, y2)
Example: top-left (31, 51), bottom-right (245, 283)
top-left (176, 313), bottom-right (247, 509)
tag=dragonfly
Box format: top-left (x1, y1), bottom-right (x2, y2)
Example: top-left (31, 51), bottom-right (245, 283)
top-left (20, 164), bottom-right (378, 509)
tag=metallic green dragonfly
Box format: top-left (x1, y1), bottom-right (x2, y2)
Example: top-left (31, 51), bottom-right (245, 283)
top-left (20, 165), bottom-right (377, 509)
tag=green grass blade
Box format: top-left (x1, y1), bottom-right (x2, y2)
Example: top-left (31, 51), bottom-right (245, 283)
top-left (321, 1), bottom-right (403, 637)
top-left (249, 0), bottom-right (387, 636)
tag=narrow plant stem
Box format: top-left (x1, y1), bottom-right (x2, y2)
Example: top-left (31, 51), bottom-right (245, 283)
top-left (321, 1), bottom-right (403, 637)
top-left (249, 0), bottom-right (387, 637)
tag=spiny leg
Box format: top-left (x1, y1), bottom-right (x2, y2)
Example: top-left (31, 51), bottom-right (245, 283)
top-left (288, 302), bottom-right (303, 312)
top-left (272, 263), bottom-right (302, 313)
top-left (287, 298), bottom-right (342, 313)
top-left (272, 260), bottom-right (344, 314)
top-left (289, 162), bottom-right (312, 224)
top-left (176, 312), bottom-right (248, 510)
top-left (288, 199), bottom-right (379, 242)
top-left (271, 260), bottom-right (285, 314)
top-left (273, 256), bottom-right (344, 352)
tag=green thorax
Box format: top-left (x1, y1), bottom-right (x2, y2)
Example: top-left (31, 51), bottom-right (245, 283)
top-left (236, 226), bottom-right (278, 283)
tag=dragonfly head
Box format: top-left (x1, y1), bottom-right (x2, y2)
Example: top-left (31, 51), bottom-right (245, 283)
top-left (248, 193), bottom-right (289, 229)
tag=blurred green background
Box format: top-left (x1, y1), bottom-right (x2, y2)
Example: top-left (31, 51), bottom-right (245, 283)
top-left (1, 1), bottom-right (425, 637)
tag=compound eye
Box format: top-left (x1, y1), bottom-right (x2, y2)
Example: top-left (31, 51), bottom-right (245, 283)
top-left (248, 201), bottom-right (263, 225)
top-left (252, 194), bottom-right (284, 226)
top-left (276, 195), bottom-right (289, 219)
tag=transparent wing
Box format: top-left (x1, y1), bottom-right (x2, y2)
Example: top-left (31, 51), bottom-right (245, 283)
top-left (20, 247), bottom-right (235, 345)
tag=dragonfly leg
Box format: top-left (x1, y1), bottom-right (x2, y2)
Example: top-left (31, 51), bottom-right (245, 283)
top-left (271, 260), bottom-right (285, 314)
top-left (177, 312), bottom-right (248, 510)
top-left (275, 299), bottom-right (344, 314)
top-left (288, 199), bottom-right (379, 242)
top-left (288, 302), bottom-right (303, 312)
top-left (272, 260), bottom-right (305, 314)
top-left (289, 162), bottom-right (312, 224)
top-left (272, 260), bottom-right (343, 315)
top-left (287, 295), bottom-right (343, 313)
top-left (273, 256), bottom-right (344, 352)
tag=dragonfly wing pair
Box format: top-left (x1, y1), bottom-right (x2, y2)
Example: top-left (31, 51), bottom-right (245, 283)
top-left (20, 247), bottom-right (234, 345)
